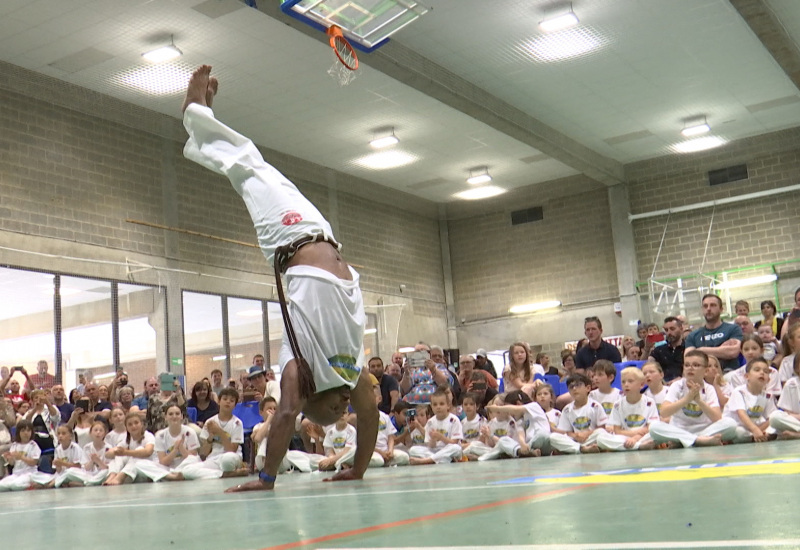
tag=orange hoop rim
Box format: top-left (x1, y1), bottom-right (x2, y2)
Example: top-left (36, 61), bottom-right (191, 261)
top-left (327, 25), bottom-right (359, 71)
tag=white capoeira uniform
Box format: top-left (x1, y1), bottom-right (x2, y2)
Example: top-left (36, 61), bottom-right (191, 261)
top-left (644, 386), bottom-right (667, 416)
top-left (596, 396), bottom-right (659, 451)
top-left (461, 415), bottom-right (488, 457)
top-left (254, 423), bottom-right (320, 474)
top-left (649, 379), bottom-right (737, 447)
top-left (723, 384), bottom-right (778, 443)
top-left (115, 432), bottom-right (158, 482)
top-left (134, 426), bottom-right (202, 482)
top-left (545, 408), bottom-right (561, 431)
top-left (769, 377), bottom-right (800, 433)
top-left (65, 441), bottom-right (114, 486)
top-left (409, 414), bottom-right (463, 463)
top-left (105, 430), bottom-right (128, 474)
top-left (549, 399), bottom-right (607, 454)
top-left (183, 104), bottom-right (365, 392)
top-left (725, 366), bottom-right (781, 397)
top-left (52, 441), bottom-right (87, 488)
top-left (590, 388), bottom-right (621, 417)
top-left (182, 415), bottom-right (244, 480)
top-left (779, 355), bottom-right (796, 384)
top-left (0, 441), bottom-right (53, 491)
top-left (338, 411), bottom-right (409, 469)
top-left (472, 418), bottom-right (519, 461)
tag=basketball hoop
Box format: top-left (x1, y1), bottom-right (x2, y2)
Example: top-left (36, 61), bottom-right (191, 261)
top-left (326, 25), bottom-right (358, 86)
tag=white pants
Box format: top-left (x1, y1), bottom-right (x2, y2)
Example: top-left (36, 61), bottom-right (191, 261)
top-left (649, 418), bottom-right (737, 448)
top-left (183, 103), bottom-right (337, 268)
top-left (464, 441), bottom-right (493, 458)
top-left (62, 468), bottom-right (110, 486)
top-left (549, 429), bottom-right (602, 454)
top-left (336, 446), bottom-right (409, 470)
top-left (135, 455), bottom-right (203, 482)
top-left (475, 436), bottom-right (523, 461)
top-left (181, 452), bottom-right (243, 480)
top-left (596, 431), bottom-right (654, 452)
top-left (53, 468), bottom-right (86, 487)
top-left (255, 450), bottom-right (321, 474)
top-left (769, 410), bottom-right (800, 433)
top-left (409, 444), bottom-right (462, 464)
top-left (0, 471), bottom-right (53, 491)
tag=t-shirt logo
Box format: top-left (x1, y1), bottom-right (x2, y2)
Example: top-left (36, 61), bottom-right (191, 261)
top-left (573, 416), bottom-right (591, 430)
top-left (332, 436), bottom-right (346, 449)
top-left (378, 419), bottom-right (386, 431)
top-left (747, 405), bottom-right (764, 419)
top-left (463, 428), bottom-right (479, 440)
top-left (328, 354), bottom-right (361, 383)
top-left (281, 211), bottom-right (303, 226)
top-left (683, 402), bottom-right (702, 418)
top-left (494, 428), bottom-right (508, 437)
top-left (601, 402), bottom-right (614, 415)
top-left (625, 414), bottom-right (646, 428)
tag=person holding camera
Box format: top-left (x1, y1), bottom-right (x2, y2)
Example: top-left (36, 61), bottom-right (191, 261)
top-left (0, 397), bottom-right (15, 477)
top-left (400, 345), bottom-right (452, 405)
top-left (109, 371), bottom-right (130, 403)
top-left (145, 375), bottom-right (187, 434)
top-left (0, 367), bottom-right (32, 412)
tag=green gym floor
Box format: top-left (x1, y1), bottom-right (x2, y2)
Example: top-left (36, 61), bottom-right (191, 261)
top-left (5, 443), bottom-right (800, 550)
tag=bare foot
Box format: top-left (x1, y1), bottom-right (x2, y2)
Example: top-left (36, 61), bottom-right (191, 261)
top-left (225, 479), bottom-right (274, 493)
top-left (324, 469), bottom-right (363, 482)
top-left (778, 431), bottom-right (800, 440)
top-left (206, 76), bottom-right (218, 109)
top-left (182, 65), bottom-right (212, 113)
top-left (164, 472), bottom-right (184, 482)
top-left (221, 467), bottom-right (250, 478)
top-left (409, 457), bottom-right (434, 466)
top-left (695, 434), bottom-right (722, 447)
top-left (518, 448), bottom-right (541, 458)
top-left (580, 444), bottom-right (600, 454)
top-left (638, 440), bottom-right (656, 451)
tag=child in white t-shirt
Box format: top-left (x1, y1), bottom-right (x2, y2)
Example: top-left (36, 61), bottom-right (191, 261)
top-left (590, 360), bottom-right (621, 416)
top-left (597, 368), bottom-right (659, 452)
top-left (724, 358), bottom-right (777, 443)
top-left (318, 411), bottom-right (356, 471)
top-left (407, 404), bottom-right (431, 448)
top-left (769, 354), bottom-right (800, 438)
top-left (50, 424), bottom-right (86, 488)
top-left (409, 388), bottom-right (463, 465)
top-left (73, 420), bottom-right (113, 486)
top-left (649, 351), bottom-right (737, 448)
top-left (0, 420), bottom-right (52, 491)
top-left (534, 384), bottom-right (561, 431)
top-left (550, 374), bottom-right (608, 454)
top-left (726, 335), bottom-right (781, 396)
top-left (642, 362), bottom-right (668, 419)
top-left (135, 404), bottom-right (201, 482)
top-left (462, 393), bottom-right (491, 459)
top-left (757, 324), bottom-right (780, 363)
top-left (104, 412), bottom-right (157, 485)
top-left (484, 390), bottom-right (551, 457)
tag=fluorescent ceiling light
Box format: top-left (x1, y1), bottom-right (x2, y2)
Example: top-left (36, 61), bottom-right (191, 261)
top-left (353, 150), bottom-right (418, 170)
top-left (671, 136), bottom-right (726, 153)
top-left (714, 274), bottom-right (777, 290)
top-left (397, 346), bottom-right (415, 353)
top-left (364, 328), bottom-right (378, 335)
top-left (466, 167), bottom-right (492, 185)
top-left (681, 122), bottom-right (710, 137)
top-left (453, 186), bottom-right (507, 200)
top-left (520, 27), bottom-right (607, 63)
top-left (237, 309), bottom-right (263, 317)
top-left (212, 355), bottom-right (227, 361)
top-left (370, 128), bottom-right (399, 149)
top-left (142, 36), bottom-right (182, 63)
top-left (539, 11), bottom-right (579, 32)
top-left (509, 300), bottom-right (562, 314)
top-left (112, 64), bottom-right (194, 95)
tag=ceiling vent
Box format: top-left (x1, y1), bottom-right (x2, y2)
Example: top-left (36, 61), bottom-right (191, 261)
top-left (511, 206), bottom-right (543, 226)
top-left (708, 164), bottom-right (748, 186)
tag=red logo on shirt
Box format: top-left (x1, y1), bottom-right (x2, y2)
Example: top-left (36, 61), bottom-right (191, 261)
top-left (282, 211), bottom-right (303, 226)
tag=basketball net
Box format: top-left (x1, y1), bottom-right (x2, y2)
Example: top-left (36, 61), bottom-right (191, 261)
top-left (328, 49), bottom-right (358, 86)
top-left (326, 26), bottom-right (359, 86)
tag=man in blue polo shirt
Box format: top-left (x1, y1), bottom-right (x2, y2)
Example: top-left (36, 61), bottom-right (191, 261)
top-left (575, 316), bottom-right (621, 370)
top-left (685, 294), bottom-right (742, 373)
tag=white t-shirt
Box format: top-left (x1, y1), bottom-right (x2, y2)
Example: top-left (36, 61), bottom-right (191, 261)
top-left (155, 426), bottom-right (201, 467)
top-left (54, 442), bottom-right (86, 472)
top-left (410, 427), bottom-right (425, 446)
top-left (545, 408), bottom-right (561, 430)
top-left (521, 402), bottom-right (552, 441)
top-left (778, 378), bottom-right (800, 413)
top-left (779, 355), bottom-right (796, 383)
top-left (608, 397), bottom-right (660, 430)
top-left (724, 385), bottom-right (777, 425)
top-left (323, 423), bottom-right (357, 453)
top-left (9, 441), bottom-right (40, 475)
top-left (590, 388), bottom-right (622, 416)
top-left (532, 363), bottom-right (546, 377)
top-left (424, 413), bottom-right (463, 449)
top-left (83, 441), bottom-right (112, 472)
top-left (725, 366), bottom-right (781, 396)
top-left (200, 415), bottom-right (244, 459)
top-left (74, 426), bottom-right (91, 449)
top-left (644, 386), bottom-right (668, 414)
top-left (461, 415), bottom-right (484, 442)
top-left (664, 379), bottom-right (720, 432)
top-left (488, 418), bottom-right (517, 440)
top-left (105, 429), bottom-right (127, 449)
top-left (375, 411), bottom-right (397, 452)
top-left (127, 431), bottom-right (157, 461)
top-left (557, 399), bottom-right (607, 432)
top-left (280, 265), bottom-right (365, 393)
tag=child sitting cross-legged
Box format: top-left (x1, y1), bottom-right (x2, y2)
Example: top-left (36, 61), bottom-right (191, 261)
top-left (0, 420), bottom-right (53, 491)
top-left (253, 397), bottom-right (316, 473)
top-left (135, 404), bottom-right (201, 482)
top-left (642, 362), bottom-right (668, 419)
top-left (589, 360), bottom-right (621, 416)
top-left (475, 396), bottom-right (527, 461)
top-left (460, 393), bottom-right (488, 460)
top-left (596, 367), bottom-right (659, 452)
top-left (74, 419), bottom-right (114, 486)
top-left (481, 390), bottom-right (550, 458)
top-left (50, 424), bottom-right (86, 488)
top-left (723, 357), bottom-right (778, 443)
top-left (534, 384), bottom-right (561, 431)
top-left (318, 410), bottom-right (357, 472)
top-left (549, 373), bottom-right (607, 454)
top-left (768, 354), bottom-right (800, 439)
top-left (409, 387), bottom-right (463, 465)
top-left (103, 412), bottom-right (157, 485)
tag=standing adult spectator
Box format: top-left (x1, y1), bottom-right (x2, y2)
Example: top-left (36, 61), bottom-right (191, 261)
top-left (83, 383), bottom-right (112, 419)
top-left (247, 365), bottom-right (281, 403)
top-left (575, 317), bottom-right (622, 370)
top-left (0, 368), bottom-right (32, 411)
top-left (132, 377), bottom-right (159, 411)
top-left (368, 357), bottom-right (400, 414)
top-left (29, 360), bottom-right (55, 390)
top-left (0, 398), bottom-right (14, 477)
top-left (755, 300), bottom-right (783, 339)
top-left (650, 316), bottom-right (685, 382)
top-left (475, 349), bottom-right (498, 379)
top-left (50, 385), bottom-right (74, 424)
top-left (685, 294), bottom-right (743, 373)
top-left (210, 368), bottom-right (226, 397)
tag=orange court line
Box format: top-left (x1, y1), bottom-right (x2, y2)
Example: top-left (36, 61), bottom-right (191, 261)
top-left (260, 483), bottom-right (593, 550)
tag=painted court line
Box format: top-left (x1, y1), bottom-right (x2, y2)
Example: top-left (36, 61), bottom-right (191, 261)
top-left (318, 541), bottom-right (800, 549)
top-left (259, 484), bottom-right (591, 550)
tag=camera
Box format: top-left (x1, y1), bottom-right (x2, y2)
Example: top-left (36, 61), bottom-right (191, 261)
top-left (406, 408), bottom-right (417, 419)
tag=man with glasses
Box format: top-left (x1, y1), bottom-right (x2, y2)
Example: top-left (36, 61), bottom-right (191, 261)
top-left (649, 316), bottom-right (685, 382)
top-left (575, 317), bottom-right (621, 371)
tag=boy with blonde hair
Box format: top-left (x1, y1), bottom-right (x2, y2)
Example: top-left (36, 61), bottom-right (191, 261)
top-left (596, 368), bottom-right (658, 451)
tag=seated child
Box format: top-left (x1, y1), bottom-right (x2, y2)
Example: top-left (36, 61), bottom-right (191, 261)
top-left (50, 424), bottom-right (86, 488)
top-left (104, 412), bottom-right (157, 485)
top-left (649, 350), bottom-right (737, 448)
top-left (725, 335), bottom-right (781, 397)
top-left (409, 387), bottom-right (463, 465)
top-left (461, 393), bottom-right (488, 459)
top-left (74, 419), bottom-right (114, 486)
top-left (769, 354), bottom-right (800, 438)
top-left (757, 323), bottom-right (780, 363)
top-left (705, 355), bottom-right (731, 409)
top-left (390, 401), bottom-right (410, 447)
top-left (318, 410), bottom-right (357, 472)
top-left (180, 388), bottom-right (247, 480)
top-left (475, 398), bottom-right (523, 462)
top-left (406, 404), bottom-right (431, 449)
top-left (642, 362), bottom-right (668, 419)
top-left (778, 324), bottom-right (800, 383)
top-left (483, 390), bottom-right (551, 457)
top-left (0, 420), bottom-right (53, 491)
top-left (534, 384), bottom-right (561, 431)
top-left (136, 404), bottom-right (201, 482)
top-left (253, 397), bottom-right (315, 473)
top-left (589, 360), bottom-right (621, 416)
top-left (596, 367), bottom-right (658, 451)
top-left (723, 357), bottom-right (777, 443)
top-left (549, 374), bottom-right (607, 454)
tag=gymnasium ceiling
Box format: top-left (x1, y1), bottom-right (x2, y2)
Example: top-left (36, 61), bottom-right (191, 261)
top-left (1, 0), bottom-right (800, 202)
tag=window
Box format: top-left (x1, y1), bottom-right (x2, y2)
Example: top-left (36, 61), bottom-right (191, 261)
top-left (182, 291), bottom-right (225, 387)
top-left (228, 297), bottom-right (268, 381)
top-left (118, 283), bottom-right (164, 393)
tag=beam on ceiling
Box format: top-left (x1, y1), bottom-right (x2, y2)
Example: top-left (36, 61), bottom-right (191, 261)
top-left (255, 2), bottom-right (624, 186)
top-left (730, 0), bottom-right (800, 91)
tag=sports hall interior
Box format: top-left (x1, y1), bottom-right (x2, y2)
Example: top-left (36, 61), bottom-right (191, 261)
top-left (2, 1), bottom-right (800, 549)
